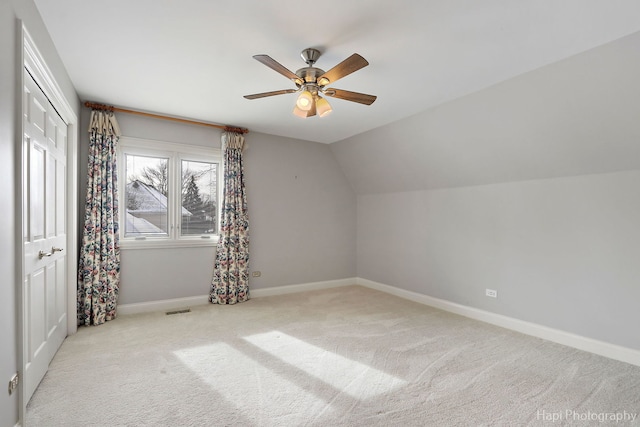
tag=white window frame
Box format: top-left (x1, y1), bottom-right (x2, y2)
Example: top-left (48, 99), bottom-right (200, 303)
top-left (118, 136), bottom-right (222, 249)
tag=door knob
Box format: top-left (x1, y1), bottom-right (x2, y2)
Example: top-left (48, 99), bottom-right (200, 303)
top-left (38, 250), bottom-right (52, 259)
top-left (38, 247), bottom-right (64, 259)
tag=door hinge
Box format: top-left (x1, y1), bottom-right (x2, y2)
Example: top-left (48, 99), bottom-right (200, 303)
top-left (8, 372), bottom-right (18, 395)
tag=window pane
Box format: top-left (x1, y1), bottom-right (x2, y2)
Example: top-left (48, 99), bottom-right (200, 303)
top-left (124, 154), bottom-right (170, 236)
top-left (181, 160), bottom-right (217, 236)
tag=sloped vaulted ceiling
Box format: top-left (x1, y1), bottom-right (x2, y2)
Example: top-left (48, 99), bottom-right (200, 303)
top-left (331, 31), bottom-right (640, 193)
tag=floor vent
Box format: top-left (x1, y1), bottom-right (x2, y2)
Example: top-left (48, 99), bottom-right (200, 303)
top-left (166, 308), bottom-right (191, 315)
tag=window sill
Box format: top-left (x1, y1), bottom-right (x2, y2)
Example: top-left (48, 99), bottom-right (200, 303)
top-left (120, 236), bottom-right (219, 250)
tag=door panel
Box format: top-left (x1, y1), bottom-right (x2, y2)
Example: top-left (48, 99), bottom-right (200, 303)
top-left (30, 144), bottom-right (45, 240)
top-left (28, 269), bottom-right (46, 359)
top-left (56, 258), bottom-right (66, 323)
top-left (46, 155), bottom-right (56, 238)
top-left (56, 164), bottom-right (66, 234)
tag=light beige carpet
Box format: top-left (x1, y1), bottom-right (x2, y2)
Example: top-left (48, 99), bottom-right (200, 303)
top-left (27, 285), bottom-right (640, 426)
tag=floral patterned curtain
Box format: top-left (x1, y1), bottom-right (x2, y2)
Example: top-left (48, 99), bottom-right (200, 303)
top-left (77, 110), bottom-right (121, 326)
top-left (210, 131), bottom-right (250, 304)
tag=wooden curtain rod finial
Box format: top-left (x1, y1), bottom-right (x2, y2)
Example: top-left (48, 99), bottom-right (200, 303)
top-left (224, 126), bottom-right (249, 134)
top-left (84, 101), bottom-right (114, 112)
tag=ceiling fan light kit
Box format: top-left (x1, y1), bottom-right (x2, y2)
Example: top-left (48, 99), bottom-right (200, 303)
top-left (244, 48), bottom-right (376, 118)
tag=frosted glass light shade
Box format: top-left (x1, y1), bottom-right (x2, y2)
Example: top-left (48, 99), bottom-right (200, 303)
top-left (293, 105), bottom-right (308, 118)
top-left (316, 97), bottom-right (332, 117)
top-left (296, 90), bottom-right (313, 111)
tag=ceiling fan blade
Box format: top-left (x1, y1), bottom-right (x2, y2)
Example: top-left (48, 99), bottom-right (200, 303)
top-left (253, 55), bottom-right (302, 84)
top-left (244, 89), bottom-right (297, 100)
top-left (317, 54), bottom-right (369, 85)
top-left (324, 88), bottom-right (377, 105)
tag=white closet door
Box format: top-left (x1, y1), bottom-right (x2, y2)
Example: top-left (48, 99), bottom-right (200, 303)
top-left (22, 69), bottom-right (68, 402)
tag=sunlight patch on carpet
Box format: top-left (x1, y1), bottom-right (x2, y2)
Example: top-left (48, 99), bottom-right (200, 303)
top-left (243, 331), bottom-right (407, 399)
top-left (174, 343), bottom-right (333, 416)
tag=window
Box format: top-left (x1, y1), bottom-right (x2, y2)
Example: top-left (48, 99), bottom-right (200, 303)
top-left (180, 159), bottom-right (218, 236)
top-left (119, 137), bottom-right (221, 248)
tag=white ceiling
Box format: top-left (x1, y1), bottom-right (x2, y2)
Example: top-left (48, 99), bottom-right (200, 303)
top-left (34, 0), bottom-right (640, 144)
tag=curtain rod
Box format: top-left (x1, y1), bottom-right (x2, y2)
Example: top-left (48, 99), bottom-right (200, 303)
top-left (84, 101), bottom-right (248, 134)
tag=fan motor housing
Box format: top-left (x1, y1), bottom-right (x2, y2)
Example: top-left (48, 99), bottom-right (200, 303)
top-left (295, 67), bottom-right (326, 86)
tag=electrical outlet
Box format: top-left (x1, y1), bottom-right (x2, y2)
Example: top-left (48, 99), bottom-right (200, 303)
top-left (252, 271), bottom-right (261, 277)
top-left (8, 373), bottom-right (18, 395)
top-left (486, 289), bottom-right (498, 298)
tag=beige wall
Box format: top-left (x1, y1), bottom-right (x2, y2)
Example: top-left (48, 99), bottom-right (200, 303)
top-left (356, 171), bottom-right (640, 349)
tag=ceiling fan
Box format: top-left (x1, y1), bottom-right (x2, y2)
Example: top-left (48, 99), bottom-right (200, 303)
top-left (244, 48), bottom-right (377, 118)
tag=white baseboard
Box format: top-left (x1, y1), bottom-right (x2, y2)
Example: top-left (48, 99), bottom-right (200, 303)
top-left (250, 277), bottom-right (356, 298)
top-left (357, 278), bottom-right (640, 367)
top-left (117, 278), bottom-right (356, 315)
top-left (118, 295), bottom-right (210, 315)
